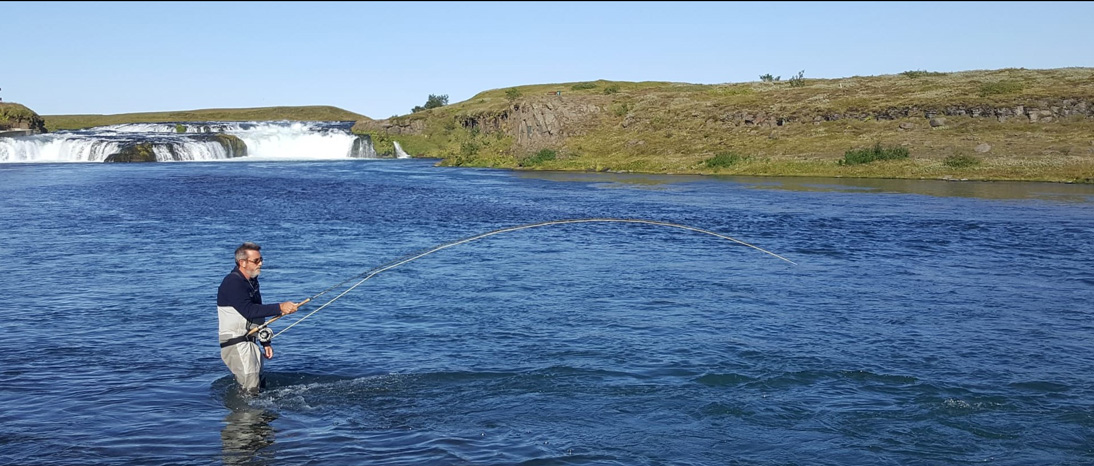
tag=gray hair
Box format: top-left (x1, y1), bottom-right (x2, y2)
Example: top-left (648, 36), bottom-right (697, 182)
top-left (234, 242), bottom-right (261, 263)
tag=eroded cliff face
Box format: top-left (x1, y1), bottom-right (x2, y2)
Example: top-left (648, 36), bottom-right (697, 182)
top-left (462, 98), bottom-right (604, 150)
top-left (355, 96), bottom-right (606, 151)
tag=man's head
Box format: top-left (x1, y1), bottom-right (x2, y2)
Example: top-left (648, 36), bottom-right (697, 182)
top-left (235, 242), bottom-right (263, 278)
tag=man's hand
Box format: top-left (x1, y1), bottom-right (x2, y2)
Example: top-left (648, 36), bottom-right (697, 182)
top-left (262, 344), bottom-right (274, 359)
top-left (279, 301), bottom-right (299, 316)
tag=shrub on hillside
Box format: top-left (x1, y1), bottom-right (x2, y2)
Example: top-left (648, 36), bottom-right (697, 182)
top-left (838, 143), bottom-right (909, 165)
top-left (460, 141), bottom-right (479, 156)
top-left (412, 94), bottom-right (449, 113)
top-left (944, 154), bottom-right (981, 168)
top-left (520, 149), bottom-right (557, 166)
top-left (704, 151), bottom-right (748, 168)
top-left (788, 70), bottom-right (806, 88)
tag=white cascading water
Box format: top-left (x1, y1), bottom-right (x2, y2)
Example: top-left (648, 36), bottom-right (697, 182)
top-left (237, 121), bottom-right (358, 160)
top-left (151, 141), bottom-right (237, 162)
top-left (0, 121), bottom-right (382, 163)
top-left (0, 133), bottom-right (125, 163)
top-left (393, 141), bottom-right (411, 159)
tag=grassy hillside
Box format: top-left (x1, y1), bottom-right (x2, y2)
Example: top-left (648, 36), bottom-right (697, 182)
top-left (363, 67), bottom-right (1094, 183)
top-left (0, 102), bottom-right (40, 123)
top-left (43, 105), bottom-right (368, 131)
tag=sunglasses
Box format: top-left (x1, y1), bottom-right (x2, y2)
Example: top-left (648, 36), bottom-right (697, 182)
top-left (244, 257), bottom-right (263, 265)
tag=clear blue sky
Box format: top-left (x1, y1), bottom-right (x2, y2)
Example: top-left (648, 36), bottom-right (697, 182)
top-left (4, 1), bottom-right (1092, 119)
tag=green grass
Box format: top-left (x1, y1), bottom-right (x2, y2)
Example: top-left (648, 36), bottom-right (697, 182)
top-left (704, 151), bottom-right (748, 168)
top-left (0, 103), bottom-right (41, 127)
top-left (978, 81), bottom-right (1025, 97)
top-left (520, 149), bottom-right (557, 167)
top-left (944, 154), bottom-right (981, 168)
top-left (839, 143), bottom-right (910, 165)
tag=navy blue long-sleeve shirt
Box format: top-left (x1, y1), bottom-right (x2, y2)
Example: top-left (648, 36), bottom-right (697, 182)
top-left (217, 267), bottom-right (280, 322)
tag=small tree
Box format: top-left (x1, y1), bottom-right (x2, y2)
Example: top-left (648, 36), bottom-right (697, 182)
top-left (425, 94), bottom-right (448, 109)
top-left (788, 70), bottom-right (806, 87)
top-left (760, 73), bottom-right (780, 82)
top-left (412, 94), bottom-right (449, 113)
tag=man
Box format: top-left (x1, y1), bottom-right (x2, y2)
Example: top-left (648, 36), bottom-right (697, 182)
top-left (217, 242), bottom-right (299, 394)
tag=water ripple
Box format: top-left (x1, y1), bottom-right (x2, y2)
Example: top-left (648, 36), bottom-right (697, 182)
top-left (2, 160), bottom-right (1093, 465)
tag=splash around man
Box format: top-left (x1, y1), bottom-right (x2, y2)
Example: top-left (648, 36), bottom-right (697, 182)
top-left (217, 242), bottom-right (299, 394)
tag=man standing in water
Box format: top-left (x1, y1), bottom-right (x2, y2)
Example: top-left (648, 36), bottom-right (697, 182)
top-left (218, 242), bottom-right (299, 394)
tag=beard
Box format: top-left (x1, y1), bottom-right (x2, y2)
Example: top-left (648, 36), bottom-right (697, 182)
top-left (250, 267), bottom-right (262, 278)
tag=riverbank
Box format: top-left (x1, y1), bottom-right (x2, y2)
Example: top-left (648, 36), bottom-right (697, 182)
top-left (437, 114), bottom-right (1094, 184)
top-left (354, 67), bottom-right (1094, 184)
top-left (19, 67), bottom-right (1094, 183)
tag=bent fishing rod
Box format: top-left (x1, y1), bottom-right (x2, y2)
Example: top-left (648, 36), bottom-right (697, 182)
top-left (246, 218), bottom-right (796, 343)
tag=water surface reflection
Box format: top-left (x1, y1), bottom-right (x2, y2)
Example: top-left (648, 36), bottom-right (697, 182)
top-left (518, 171), bottom-right (1094, 202)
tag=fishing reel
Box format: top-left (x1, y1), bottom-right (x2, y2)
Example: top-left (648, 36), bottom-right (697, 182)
top-left (255, 327), bottom-right (274, 344)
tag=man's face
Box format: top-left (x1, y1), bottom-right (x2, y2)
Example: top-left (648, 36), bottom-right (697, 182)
top-left (240, 250), bottom-right (263, 278)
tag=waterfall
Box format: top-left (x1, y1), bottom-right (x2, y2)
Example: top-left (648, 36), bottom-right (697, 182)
top-left (0, 121), bottom-right (382, 163)
top-left (0, 134), bottom-right (125, 162)
top-left (393, 141), bottom-right (411, 159)
top-left (350, 135), bottom-right (378, 158)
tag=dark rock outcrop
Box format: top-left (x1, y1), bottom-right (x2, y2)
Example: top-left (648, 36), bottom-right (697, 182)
top-left (449, 98), bottom-right (605, 149)
top-left (105, 143), bottom-right (157, 162)
top-left (507, 99), bottom-right (603, 149)
top-left (207, 133), bottom-right (247, 158)
top-left (355, 96), bottom-right (605, 151)
top-left (105, 134), bottom-right (248, 162)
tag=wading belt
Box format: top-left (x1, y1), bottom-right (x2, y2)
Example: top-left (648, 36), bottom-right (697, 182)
top-left (219, 334), bottom-right (256, 348)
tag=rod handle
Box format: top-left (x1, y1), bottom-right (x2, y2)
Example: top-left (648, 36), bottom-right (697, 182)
top-left (245, 298), bottom-right (310, 337)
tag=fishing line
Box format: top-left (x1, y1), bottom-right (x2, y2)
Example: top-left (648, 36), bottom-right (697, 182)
top-left (249, 218), bottom-right (796, 341)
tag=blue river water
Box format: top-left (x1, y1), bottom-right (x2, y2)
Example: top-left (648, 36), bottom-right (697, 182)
top-left (1, 159), bottom-right (1092, 465)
